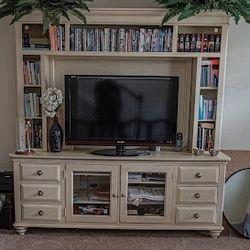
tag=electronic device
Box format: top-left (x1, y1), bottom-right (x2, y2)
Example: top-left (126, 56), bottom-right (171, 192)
top-left (65, 75), bottom-right (179, 156)
top-left (0, 171), bottom-right (14, 229)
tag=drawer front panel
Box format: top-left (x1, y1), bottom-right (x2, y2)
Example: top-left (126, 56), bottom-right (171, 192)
top-left (20, 163), bottom-right (61, 182)
top-left (22, 204), bottom-right (62, 222)
top-left (21, 183), bottom-right (61, 202)
top-left (176, 207), bottom-right (216, 224)
top-left (177, 187), bottom-right (217, 204)
top-left (178, 166), bottom-right (219, 184)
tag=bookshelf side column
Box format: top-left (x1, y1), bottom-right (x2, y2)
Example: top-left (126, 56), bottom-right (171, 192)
top-left (214, 24), bottom-right (229, 150)
top-left (40, 55), bottom-right (50, 151)
top-left (15, 22), bottom-right (25, 149)
top-left (192, 56), bottom-right (202, 150)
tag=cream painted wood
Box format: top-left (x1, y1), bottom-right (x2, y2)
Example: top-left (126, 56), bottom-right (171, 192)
top-left (40, 55), bottom-right (49, 151)
top-left (22, 204), bottom-right (62, 222)
top-left (177, 187), bottom-right (217, 205)
top-left (178, 165), bottom-right (219, 184)
top-left (18, 9), bottom-right (229, 26)
top-left (13, 162), bottom-right (22, 223)
top-left (65, 163), bottom-right (119, 224)
top-left (14, 8), bottom-right (230, 152)
top-left (120, 164), bottom-right (173, 224)
top-left (14, 221), bottom-right (224, 230)
top-left (214, 25), bottom-right (229, 150)
top-left (216, 163), bottom-right (227, 226)
top-left (20, 163), bottom-right (61, 182)
top-left (21, 183), bottom-right (61, 202)
top-left (176, 206), bottom-right (217, 224)
top-left (11, 151), bottom-right (229, 236)
top-left (12, 7), bottom-right (230, 236)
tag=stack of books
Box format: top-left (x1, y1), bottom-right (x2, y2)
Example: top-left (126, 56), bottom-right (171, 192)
top-left (48, 25), bottom-right (65, 51)
top-left (199, 95), bottom-right (217, 120)
top-left (26, 120), bottom-right (43, 148)
top-left (200, 59), bottom-right (219, 87)
top-left (197, 122), bottom-right (215, 150)
top-left (24, 93), bottom-right (41, 117)
top-left (23, 60), bottom-right (41, 85)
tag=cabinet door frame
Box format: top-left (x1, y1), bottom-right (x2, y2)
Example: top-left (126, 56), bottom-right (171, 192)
top-left (65, 163), bottom-right (119, 223)
top-left (120, 163), bottom-right (174, 224)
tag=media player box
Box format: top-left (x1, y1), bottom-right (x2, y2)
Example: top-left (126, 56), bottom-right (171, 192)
top-left (0, 171), bottom-right (13, 192)
top-left (0, 171), bottom-right (14, 229)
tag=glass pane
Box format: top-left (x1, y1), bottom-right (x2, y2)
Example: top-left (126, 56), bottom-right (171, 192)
top-left (127, 172), bottom-right (165, 216)
top-left (73, 171), bottom-right (110, 216)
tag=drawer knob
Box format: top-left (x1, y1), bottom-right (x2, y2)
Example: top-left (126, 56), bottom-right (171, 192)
top-left (195, 172), bottom-right (202, 178)
top-left (37, 190), bottom-right (44, 196)
top-left (193, 213), bottom-right (199, 219)
top-left (194, 193), bottom-right (200, 199)
top-left (121, 193), bottom-right (126, 198)
top-left (38, 210), bottom-right (44, 216)
top-left (37, 170), bottom-right (43, 176)
top-left (112, 193), bottom-right (118, 198)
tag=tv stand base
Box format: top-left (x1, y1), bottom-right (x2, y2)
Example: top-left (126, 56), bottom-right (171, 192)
top-left (91, 145), bottom-right (149, 156)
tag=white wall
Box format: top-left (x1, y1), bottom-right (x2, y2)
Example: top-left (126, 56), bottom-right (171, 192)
top-left (0, 5), bottom-right (250, 170)
top-left (0, 17), bottom-right (17, 170)
top-left (221, 20), bottom-right (250, 150)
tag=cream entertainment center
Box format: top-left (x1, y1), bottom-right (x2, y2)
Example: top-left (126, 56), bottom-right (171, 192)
top-left (11, 8), bottom-right (230, 237)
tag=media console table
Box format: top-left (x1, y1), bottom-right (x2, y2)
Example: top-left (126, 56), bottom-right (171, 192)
top-left (10, 150), bottom-right (230, 237)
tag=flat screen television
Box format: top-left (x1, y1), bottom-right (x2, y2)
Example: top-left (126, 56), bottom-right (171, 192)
top-left (65, 75), bottom-right (179, 156)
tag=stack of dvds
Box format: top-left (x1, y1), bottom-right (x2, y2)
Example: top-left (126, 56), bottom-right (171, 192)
top-left (70, 26), bottom-right (173, 52)
top-left (177, 33), bottom-right (221, 52)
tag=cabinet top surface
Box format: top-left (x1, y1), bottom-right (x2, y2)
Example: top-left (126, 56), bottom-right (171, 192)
top-left (10, 149), bottom-right (230, 162)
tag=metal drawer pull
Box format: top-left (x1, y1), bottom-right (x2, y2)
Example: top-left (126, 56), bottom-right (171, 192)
top-left (195, 172), bottom-right (202, 178)
top-left (37, 190), bottom-right (44, 196)
top-left (193, 213), bottom-right (199, 219)
top-left (194, 193), bottom-right (200, 199)
top-left (38, 210), bottom-right (44, 216)
top-left (37, 170), bottom-right (43, 176)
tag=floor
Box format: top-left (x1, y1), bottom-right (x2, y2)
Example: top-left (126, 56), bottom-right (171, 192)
top-left (0, 229), bottom-right (249, 250)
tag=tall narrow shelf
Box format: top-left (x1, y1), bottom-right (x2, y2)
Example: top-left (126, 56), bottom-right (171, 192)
top-left (14, 8), bottom-right (229, 153)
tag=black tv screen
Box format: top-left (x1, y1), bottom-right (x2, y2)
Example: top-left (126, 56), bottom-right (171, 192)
top-left (65, 75), bottom-right (179, 146)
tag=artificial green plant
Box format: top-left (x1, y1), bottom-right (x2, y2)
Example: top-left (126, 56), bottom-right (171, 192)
top-left (154, 0), bottom-right (250, 25)
top-left (0, 0), bottom-right (92, 32)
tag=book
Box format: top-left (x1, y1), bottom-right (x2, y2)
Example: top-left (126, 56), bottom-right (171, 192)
top-left (208, 34), bottom-right (215, 52)
top-left (202, 34), bottom-right (209, 52)
top-left (178, 34), bottom-right (185, 52)
top-left (215, 34), bottom-right (221, 52)
top-left (190, 34), bottom-right (196, 52)
top-left (184, 34), bottom-right (190, 52)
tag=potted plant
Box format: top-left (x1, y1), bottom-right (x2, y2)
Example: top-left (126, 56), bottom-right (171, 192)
top-left (154, 0), bottom-right (250, 25)
top-left (0, 0), bottom-right (92, 32)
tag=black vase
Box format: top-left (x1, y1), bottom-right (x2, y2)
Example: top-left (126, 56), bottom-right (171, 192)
top-left (49, 116), bottom-right (63, 152)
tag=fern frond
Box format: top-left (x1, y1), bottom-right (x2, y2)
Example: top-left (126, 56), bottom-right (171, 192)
top-left (155, 0), bottom-right (250, 25)
top-left (0, 0), bottom-right (91, 31)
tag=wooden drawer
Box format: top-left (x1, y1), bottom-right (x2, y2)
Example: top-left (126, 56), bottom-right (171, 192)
top-left (20, 163), bottom-right (61, 182)
top-left (177, 187), bottom-right (217, 204)
top-left (178, 166), bottom-right (219, 184)
top-left (176, 206), bottom-right (216, 224)
top-left (21, 183), bottom-right (61, 202)
top-left (22, 204), bottom-right (62, 222)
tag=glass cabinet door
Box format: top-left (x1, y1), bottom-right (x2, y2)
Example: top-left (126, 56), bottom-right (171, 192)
top-left (120, 164), bottom-right (173, 224)
top-left (66, 164), bottom-right (118, 223)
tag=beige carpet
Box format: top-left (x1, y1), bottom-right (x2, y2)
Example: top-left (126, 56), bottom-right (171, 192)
top-left (0, 229), bottom-right (249, 250)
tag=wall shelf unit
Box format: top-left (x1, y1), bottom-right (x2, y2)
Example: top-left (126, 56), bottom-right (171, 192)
top-left (15, 8), bottom-right (229, 153)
